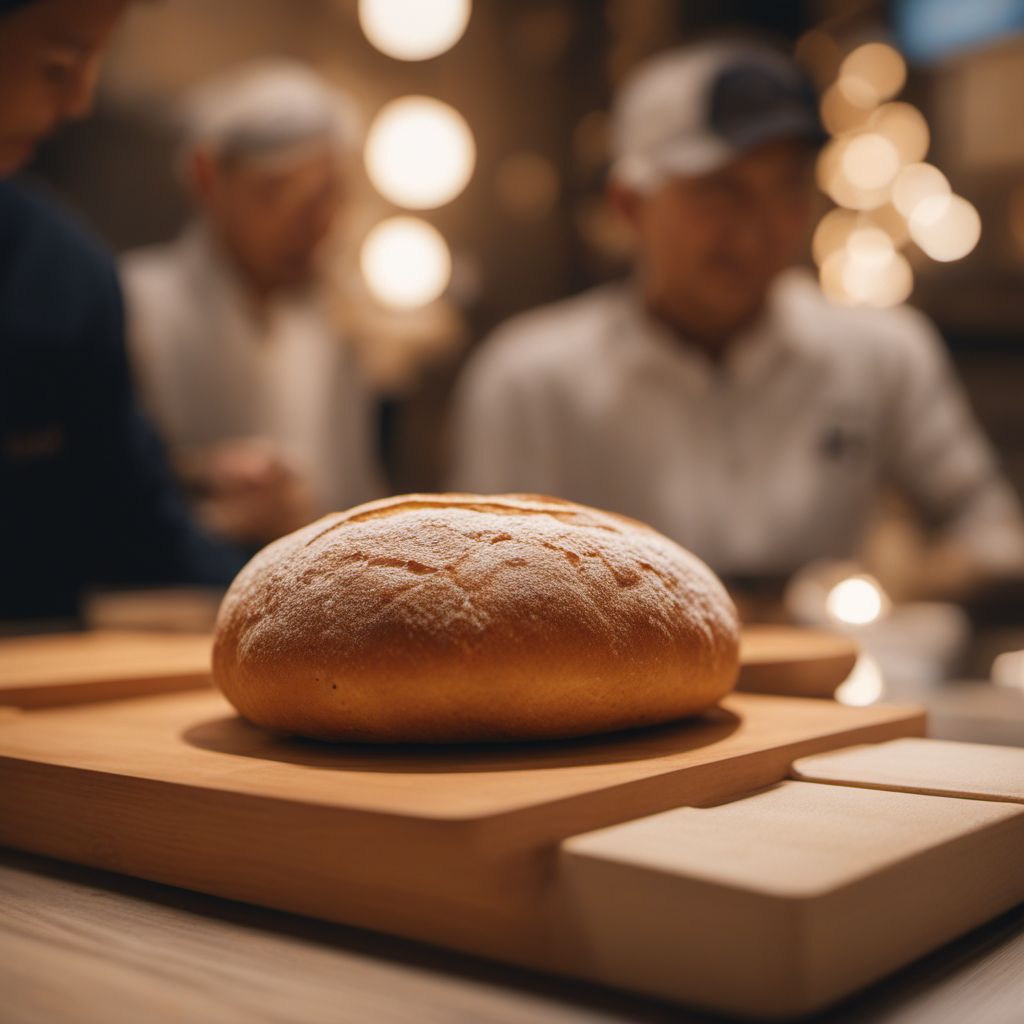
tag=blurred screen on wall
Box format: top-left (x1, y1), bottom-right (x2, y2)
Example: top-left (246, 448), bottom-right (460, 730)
top-left (894, 0), bottom-right (1024, 62)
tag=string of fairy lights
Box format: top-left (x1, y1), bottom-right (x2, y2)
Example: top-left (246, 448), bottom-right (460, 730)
top-left (355, 0), bottom-right (474, 310)
top-left (804, 36), bottom-right (981, 308)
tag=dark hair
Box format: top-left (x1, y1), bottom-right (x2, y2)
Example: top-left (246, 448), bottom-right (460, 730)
top-left (0, 0), bottom-right (39, 14)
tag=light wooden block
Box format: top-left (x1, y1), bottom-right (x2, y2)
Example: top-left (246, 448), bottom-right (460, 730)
top-left (791, 737), bottom-right (1024, 804)
top-left (560, 780), bottom-right (1024, 1019)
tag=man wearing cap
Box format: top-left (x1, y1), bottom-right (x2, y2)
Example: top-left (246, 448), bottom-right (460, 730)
top-left (451, 40), bottom-right (1024, 596)
top-left (122, 61), bottom-right (381, 547)
top-left (0, 0), bottom-right (245, 622)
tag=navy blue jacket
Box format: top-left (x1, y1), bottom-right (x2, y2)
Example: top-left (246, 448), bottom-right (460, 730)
top-left (0, 180), bottom-right (245, 621)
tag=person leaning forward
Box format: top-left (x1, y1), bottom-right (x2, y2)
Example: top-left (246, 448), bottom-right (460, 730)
top-left (0, 0), bottom-right (246, 622)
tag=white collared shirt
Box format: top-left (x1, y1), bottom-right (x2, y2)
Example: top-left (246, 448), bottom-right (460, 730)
top-left (122, 226), bottom-right (382, 514)
top-left (451, 269), bottom-right (1024, 577)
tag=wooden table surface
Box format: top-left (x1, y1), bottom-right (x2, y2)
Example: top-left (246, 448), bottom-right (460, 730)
top-left (4, 677), bottom-right (1022, 1024)
top-left (2, 845), bottom-right (1021, 1024)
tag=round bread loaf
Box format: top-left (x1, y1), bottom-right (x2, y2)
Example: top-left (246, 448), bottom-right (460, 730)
top-left (212, 493), bottom-right (740, 743)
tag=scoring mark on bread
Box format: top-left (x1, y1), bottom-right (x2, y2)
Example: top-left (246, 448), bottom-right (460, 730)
top-left (367, 556), bottom-right (439, 575)
top-left (302, 495), bottom-right (630, 548)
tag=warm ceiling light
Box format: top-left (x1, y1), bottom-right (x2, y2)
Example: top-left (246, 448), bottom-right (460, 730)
top-left (358, 0), bottom-right (471, 61)
top-left (837, 42), bottom-right (907, 107)
top-left (891, 162), bottom-right (950, 218)
top-left (909, 194), bottom-right (982, 262)
top-left (868, 102), bottom-right (930, 165)
top-left (365, 96), bottom-right (475, 209)
top-left (840, 133), bottom-right (901, 190)
top-left (359, 217), bottom-right (452, 308)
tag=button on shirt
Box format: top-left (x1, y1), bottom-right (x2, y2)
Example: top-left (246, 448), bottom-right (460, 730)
top-left (122, 227), bottom-right (382, 516)
top-left (451, 270), bottom-right (1024, 577)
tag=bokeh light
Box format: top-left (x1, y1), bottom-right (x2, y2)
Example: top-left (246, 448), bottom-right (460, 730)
top-left (846, 225), bottom-right (895, 265)
top-left (868, 102), bottom-right (930, 165)
top-left (365, 96), bottom-right (475, 209)
top-left (812, 207), bottom-right (859, 265)
top-left (991, 650), bottom-right (1024, 690)
top-left (360, 217), bottom-right (452, 309)
top-left (891, 162), bottom-right (950, 218)
top-left (866, 202), bottom-right (911, 249)
top-left (826, 575), bottom-right (888, 625)
top-left (843, 247), bottom-right (914, 308)
top-left (909, 194), bottom-right (982, 262)
top-left (840, 133), bottom-right (901, 190)
top-left (358, 0), bottom-right (471, 61)
top-left (837, 42), bottom-right (907, 107)
top-left (820, 82), bottom-right (874, 136)
top-left (817, 137), bottom-right (889, 210)
top-left (835, 654), bottom-right (886, 706)
top-left (819, 250), bottom-right (858, 305)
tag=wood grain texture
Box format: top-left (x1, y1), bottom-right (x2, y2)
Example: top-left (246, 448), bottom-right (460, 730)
top-left (560, 781), bottom-right (1024, 1018)
top-left (0, 631), bottom-right (213, 708)
top-left (736, 626), bottom-right (858, 698)
top-left (791, 737), bottom-right (1024, 803)
top-left (2, 848), bottom-right (1023, 1024)
top-left (0, 690), bottom-right (925, 1016)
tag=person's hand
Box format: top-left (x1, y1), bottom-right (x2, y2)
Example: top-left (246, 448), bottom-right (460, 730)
top-left (178, 439), bottom-right (317, 545)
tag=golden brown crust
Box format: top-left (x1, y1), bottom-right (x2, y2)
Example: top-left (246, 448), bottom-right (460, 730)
top-left (212, 493), bottom-right (740, 743)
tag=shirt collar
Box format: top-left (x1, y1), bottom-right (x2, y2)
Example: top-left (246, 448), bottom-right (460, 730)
top-left (612, 271), bottom-right (809, 393)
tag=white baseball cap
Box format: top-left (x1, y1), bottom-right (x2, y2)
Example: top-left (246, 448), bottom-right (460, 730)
top-left (182, 60), bottom-right (361, 167)
top-left (611, 41), bottom-right (824, 192)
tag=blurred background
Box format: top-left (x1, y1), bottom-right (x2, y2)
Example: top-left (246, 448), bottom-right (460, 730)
top-left (26, 0), bottom-right (1024, 489)
top-left (21, 0), bottom-right (1024, 713)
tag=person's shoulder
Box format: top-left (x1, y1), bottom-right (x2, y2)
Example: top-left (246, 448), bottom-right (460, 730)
top-left (775, 268), bottom-right (945, 371)
top-left (0, 178), bottom-right (116, 287)
top-left (120, 232), bottom-right (209, 352)
top-left (470, 283), bottom-right (621, 380)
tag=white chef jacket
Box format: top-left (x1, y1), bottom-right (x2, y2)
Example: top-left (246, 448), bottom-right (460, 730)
top-left (122, 226), bottom-right (382, 515)
top-left (451, 269), bottom-right (1024, 578)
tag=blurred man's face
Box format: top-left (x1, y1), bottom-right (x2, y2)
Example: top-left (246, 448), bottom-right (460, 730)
top-left (0, 0), bottom-right (127, 176)
top-left (616, 139), bottom-right (817, 347)
top-left (192, 142), bottom-right (344, 296)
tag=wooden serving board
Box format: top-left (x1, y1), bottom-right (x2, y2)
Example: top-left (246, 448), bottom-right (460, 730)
top-left (0, 689), bottom-right (924, 1017)
top-left (736, 626), bottom-right (858, 698)
top-left (0, 631), bottom-right (213, 709)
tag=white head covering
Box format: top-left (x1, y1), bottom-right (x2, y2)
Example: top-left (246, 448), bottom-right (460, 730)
top-left (182, 59), bottom-right (361, 166)
top-left (611, 41), bottom-right (823, 192)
